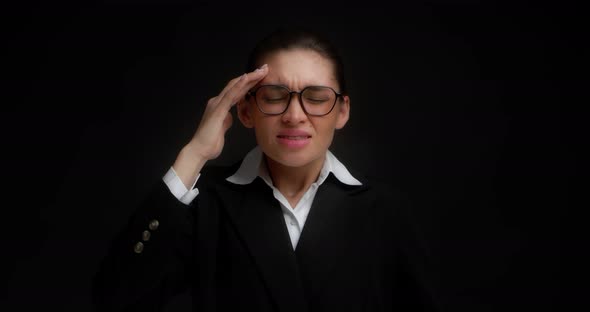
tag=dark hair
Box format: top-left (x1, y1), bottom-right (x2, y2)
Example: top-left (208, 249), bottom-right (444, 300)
top-left (246, 28), bottom-right (347, 95)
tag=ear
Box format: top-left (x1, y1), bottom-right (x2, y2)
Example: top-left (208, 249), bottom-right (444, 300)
top-left (335, 95), bottom-right (350, 129)
top-left (237, 96), bottom-right (255, 128)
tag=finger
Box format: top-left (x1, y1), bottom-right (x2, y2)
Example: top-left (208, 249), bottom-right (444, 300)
top-left (215, 64), bottom-right (268, 106)
top-left (211, 64), bottom-right (268, 108)
top-left (218, 64), bottom-right (268, 110)
top-left (214, 74), bottom-right (246, 106)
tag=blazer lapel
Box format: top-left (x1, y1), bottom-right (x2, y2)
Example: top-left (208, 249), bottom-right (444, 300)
top-left (214, 178), bottom-right (308, 312)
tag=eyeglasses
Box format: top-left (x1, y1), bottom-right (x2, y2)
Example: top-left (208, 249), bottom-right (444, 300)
top-left (247, 85), bottom-right (343, 116)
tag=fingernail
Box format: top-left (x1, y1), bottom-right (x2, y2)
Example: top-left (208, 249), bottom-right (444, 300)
top-left (240, 73), bottom-right (247, 80)
top-left (260, 64), bottom-right (268, 69)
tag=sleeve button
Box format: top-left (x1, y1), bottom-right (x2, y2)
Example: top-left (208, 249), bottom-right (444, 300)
top-left (148, 219), bottom-right (159, 231)
top-left (133, 242), bottom-right (144, 254)
top-left (142, 230), bottom-right (151, 241)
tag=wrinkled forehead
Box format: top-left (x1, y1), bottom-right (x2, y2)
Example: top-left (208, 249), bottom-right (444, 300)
top-left (257, 49), bottom-right (339, 89)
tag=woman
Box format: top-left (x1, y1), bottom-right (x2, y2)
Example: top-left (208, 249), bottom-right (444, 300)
top-left (93, 28), bottom-right (440, 312)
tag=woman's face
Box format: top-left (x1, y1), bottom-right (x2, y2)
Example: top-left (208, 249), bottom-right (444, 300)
top-left (238, 49), bottom-right (350, 168)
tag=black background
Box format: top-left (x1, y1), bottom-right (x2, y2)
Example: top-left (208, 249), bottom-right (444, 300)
top-left (2, 0), bottom-right (579, 311)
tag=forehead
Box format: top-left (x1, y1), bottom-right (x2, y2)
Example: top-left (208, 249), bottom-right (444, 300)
top-left (259, 49), bottom-right (338, 87)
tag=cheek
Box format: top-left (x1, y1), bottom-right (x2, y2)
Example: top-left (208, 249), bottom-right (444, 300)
top-left (252, 115), bottom-right (273, 130)
top-left (312, 117), bottom-right (339, 133)
top-left (252, 118), bottom-right (279, 143)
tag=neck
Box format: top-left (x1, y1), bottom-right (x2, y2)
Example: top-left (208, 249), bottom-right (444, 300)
top-left (264, 154), bottom-right (326, 198)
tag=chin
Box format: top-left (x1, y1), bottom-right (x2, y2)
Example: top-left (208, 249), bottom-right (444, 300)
top-left (270, 153), bottom-right (311, 168)
top-left (263, 148), bottom-right (319, 168)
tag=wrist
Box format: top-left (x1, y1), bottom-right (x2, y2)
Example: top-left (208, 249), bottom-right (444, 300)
top-left (172, 143), bottom-right (208, 189)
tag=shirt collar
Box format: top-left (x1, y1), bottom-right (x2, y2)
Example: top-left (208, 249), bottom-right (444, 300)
top-left (226, 146), bottom-right (362, 186)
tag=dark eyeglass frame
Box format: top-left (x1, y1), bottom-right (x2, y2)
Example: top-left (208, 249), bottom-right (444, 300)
top-left (246, 84), bottom-right (343, 117)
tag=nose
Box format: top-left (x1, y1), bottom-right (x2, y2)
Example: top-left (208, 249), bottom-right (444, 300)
top-left (281, 93), bottom-right (308, 124)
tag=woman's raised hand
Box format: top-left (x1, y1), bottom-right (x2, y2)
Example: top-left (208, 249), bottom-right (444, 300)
top-left (172, 64), bottom-right (268, 188)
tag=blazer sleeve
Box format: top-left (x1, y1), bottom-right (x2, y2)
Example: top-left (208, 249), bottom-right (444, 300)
top-left (92, 179), bottom-right (195, 312)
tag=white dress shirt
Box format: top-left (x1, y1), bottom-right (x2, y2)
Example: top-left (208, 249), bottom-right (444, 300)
top-left (163, 146), bottom-right (362, 249)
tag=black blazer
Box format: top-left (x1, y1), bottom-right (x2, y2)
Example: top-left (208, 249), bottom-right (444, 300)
top-left (93, 163), bottom-right (441, 312)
